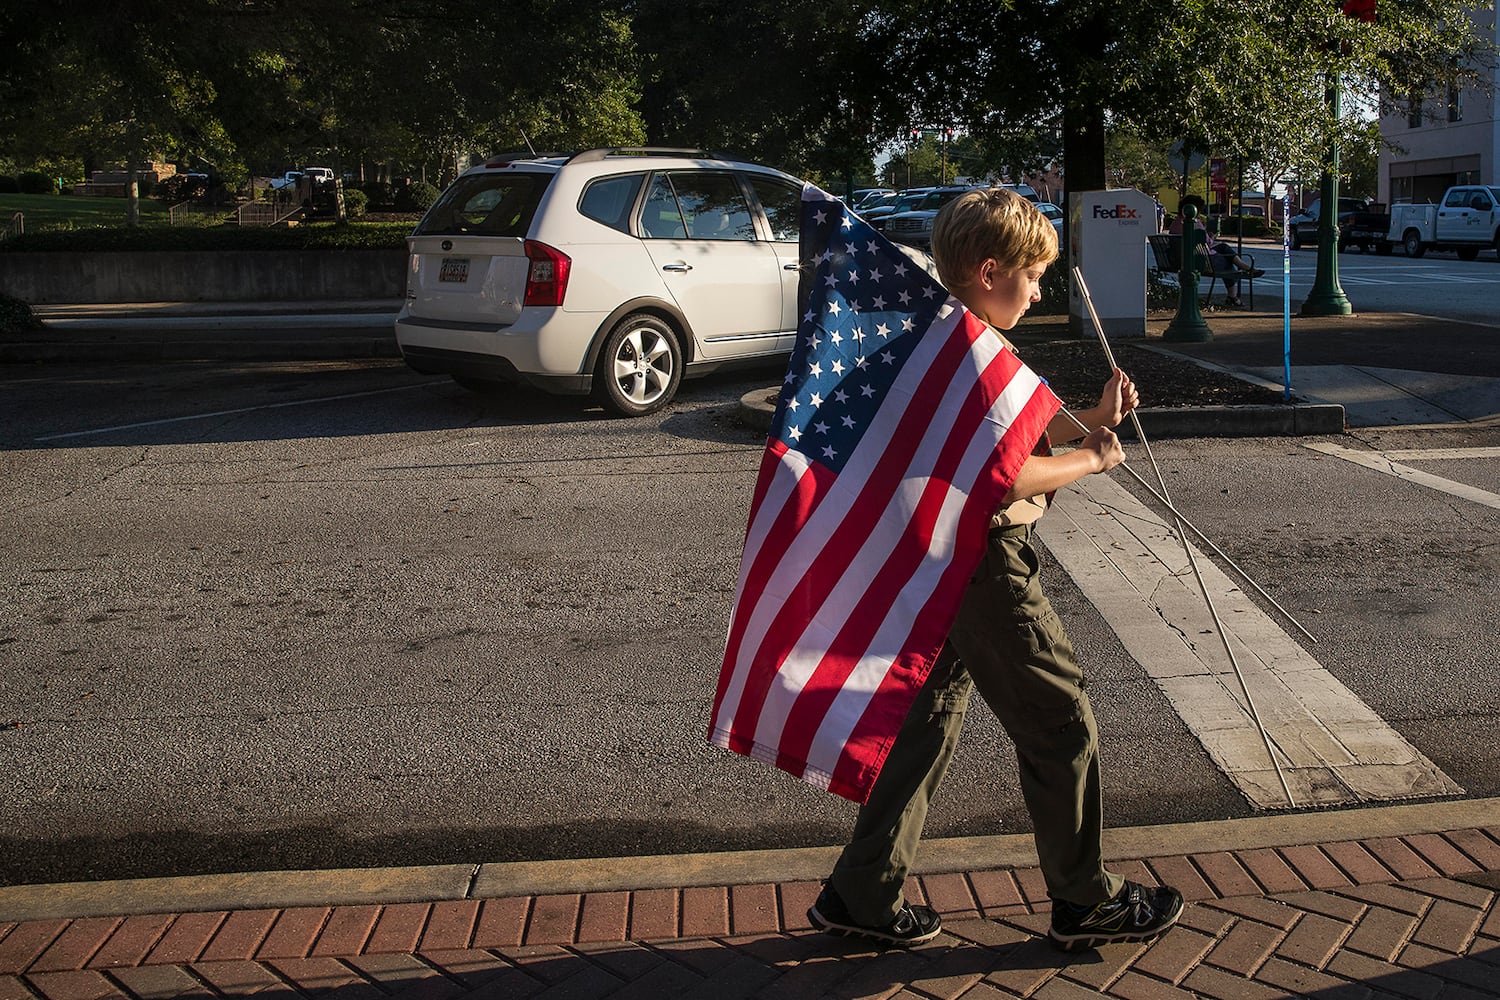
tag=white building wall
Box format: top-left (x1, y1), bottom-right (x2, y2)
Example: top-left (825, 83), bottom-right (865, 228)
top-left (1378, 6), bottom-right (1498, 205)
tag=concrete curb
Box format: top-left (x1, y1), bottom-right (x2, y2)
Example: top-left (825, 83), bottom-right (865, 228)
top-left (1, 797), bottom-right (1494, 922)
top-left (736, 387), bottom-right (1346, 438)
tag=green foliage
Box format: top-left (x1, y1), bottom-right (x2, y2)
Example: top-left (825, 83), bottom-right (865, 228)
top-left (0, 294), bottom-right (43, 335)
top-left (0, 222), bottom-right (412, 253)
top-left (394, 182), bottom-right (440, 212)
top-left (340, 187), bottom-right (369, 219)
top-left (17, 172), bottom-right (53, 195)
top-left (360, 181), bottom-right (393, 207)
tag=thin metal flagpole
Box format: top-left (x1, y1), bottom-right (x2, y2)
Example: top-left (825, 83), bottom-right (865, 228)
top-left (1068, 267), bottom-right (1297, 808)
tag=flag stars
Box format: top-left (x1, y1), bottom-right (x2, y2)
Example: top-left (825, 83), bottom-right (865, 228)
top-left (868, 269), bottom-right (882, 284)
top-left (828, 300), bottom-right (842, 316)
top-left (880, 350), bottom-right (896, 364)
top-left (809, 391), bottom-right (824, 407)
top-left (833, 388), bottom-right (849, 403)
top-left (814, 420), bottom-right (830, 435)
top-left (788, 424), bottom-right (802, 441)
top-left (831, 359), bottom-right (845, 376)
top-left (876, 322), bottom-right (890, 338)
top-left (898, 289), bottom-right (911, 305)
top-left (841, 414), bottom-right (856, 429)
top-left (822, 445), bottom-right (837, 460)
top-left (847, 270), bottom-right (860, 285)
top-left (814, 209), bottom-right (828, 225)
top-left (866, 240), bottom-right (879, 253)
top-left (871, 294), bottom-right (886, 309)
top-left (841, 214), bottom-right (853, 229)
top-left (830, 331), bottom-right (843, 346)
top-left (901, 317), bottom-right (915, 332)
top-left (808, 362), bottom-right (822, 379)
top-left (921, 285), bottom-right (938, 299)
top-left (893, 261), bottom-right (908, 277)
top-left (855, 355), bottom-right (868, 370)
top-left (860, 383), bottom-right (877, 397)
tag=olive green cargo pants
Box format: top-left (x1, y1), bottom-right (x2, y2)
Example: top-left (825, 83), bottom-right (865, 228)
top-left (827, 522), bottom-right (1124, 924)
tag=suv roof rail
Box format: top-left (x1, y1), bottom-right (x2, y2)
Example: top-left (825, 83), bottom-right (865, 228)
top-left (565, 146), bottom-right (734, 164)
top-left (482, 150), bottom-right (569, 166)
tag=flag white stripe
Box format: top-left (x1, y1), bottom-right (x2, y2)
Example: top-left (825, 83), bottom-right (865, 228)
top-left (802, 366), bottom-right (1046, 779)
top-left (710, 447), bottom-right (816, 739)
top-left (748, 322), bottom-right (996, 757)
top-left (720, 303), bottom-right (967, 715)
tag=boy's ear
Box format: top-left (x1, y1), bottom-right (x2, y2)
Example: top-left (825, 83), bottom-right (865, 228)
top-left (977, 258), bottom-right (998, 290)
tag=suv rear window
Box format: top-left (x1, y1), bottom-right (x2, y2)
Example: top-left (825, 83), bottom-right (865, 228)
top-left (416, 172), bottom-right (552, 237)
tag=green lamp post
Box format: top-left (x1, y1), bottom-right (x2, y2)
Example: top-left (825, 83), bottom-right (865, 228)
top-left (1301, 78), bottom-right (1353, 316)
top-left (1164, 203), bottom-right (1213, 342)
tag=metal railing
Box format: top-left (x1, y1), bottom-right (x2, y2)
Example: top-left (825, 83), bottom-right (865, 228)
top-left (2, 211), bottom-right (22, 241)
top-left (236, 197), bottom-right (304, 227)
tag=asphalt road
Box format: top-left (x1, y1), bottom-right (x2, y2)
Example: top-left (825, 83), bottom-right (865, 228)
top-left (1237, 236), bottom-right (1500, 323)
top-left (2, 357), bottom-right (1498, 887)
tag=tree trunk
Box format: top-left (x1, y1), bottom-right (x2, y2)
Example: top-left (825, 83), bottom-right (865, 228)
top-left (1062, 97), bottom-right (1106, 197)
top-left (126, 161), bottom-right (140, 228)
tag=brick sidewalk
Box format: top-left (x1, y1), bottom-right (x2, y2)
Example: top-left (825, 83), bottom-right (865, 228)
top-left (2, 827), bottom-right (1498, 999)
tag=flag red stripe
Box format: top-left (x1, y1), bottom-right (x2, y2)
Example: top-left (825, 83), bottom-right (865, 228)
top-left (713, 444), bottom-right (837, 753)
top-left (710, 439), bottom-right (807, 725)
top-left (730, 310), bottom-right (988, 763)
top-left (827, 374), bottom-right (1060, 799)
top-left (773, 320), bottom-right (1021, 774)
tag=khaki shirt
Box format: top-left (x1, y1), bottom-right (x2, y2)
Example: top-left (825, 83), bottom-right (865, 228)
top-left (987, 327), bottom-right (1051, 529)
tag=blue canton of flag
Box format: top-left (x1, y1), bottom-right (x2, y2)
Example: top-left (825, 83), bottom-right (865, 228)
top-left (772, 196), bottom-right (947, 472)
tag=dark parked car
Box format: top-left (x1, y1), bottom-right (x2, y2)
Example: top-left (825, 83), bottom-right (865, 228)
top-left (1287, 197), bottom-right (1371, 250)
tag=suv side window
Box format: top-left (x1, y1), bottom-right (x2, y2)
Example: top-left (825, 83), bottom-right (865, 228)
top-left (671, 172), bottom-right (757, 241)
top-left (579, 173), bottom-right (644, 233)
top-left (640, 175), bottom-right (687, 239)
top-left (748, 176), bottom-right (801, 242)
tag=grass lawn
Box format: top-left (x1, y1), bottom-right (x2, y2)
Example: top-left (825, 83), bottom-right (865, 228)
top-left (1, 192), bottom-right (173, 230)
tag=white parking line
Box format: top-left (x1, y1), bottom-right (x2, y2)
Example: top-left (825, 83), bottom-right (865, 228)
top-left (1303, 442), bottom-right (1500, 510)
top-left (34, 383), bottom-right (430, 442)
top-left (1040, 475), bottom-right (1461, 810)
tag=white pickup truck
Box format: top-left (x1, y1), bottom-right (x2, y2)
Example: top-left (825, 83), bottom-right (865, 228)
top-left (1386, 184), bottom-right (1500, 260)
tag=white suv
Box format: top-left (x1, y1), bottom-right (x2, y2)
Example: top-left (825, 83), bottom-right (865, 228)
top-left (395, 148), bottom-right (806, 415)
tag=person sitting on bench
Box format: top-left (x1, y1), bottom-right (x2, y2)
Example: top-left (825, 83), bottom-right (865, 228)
top-left (1169, 195), bottom-right (1264, 306)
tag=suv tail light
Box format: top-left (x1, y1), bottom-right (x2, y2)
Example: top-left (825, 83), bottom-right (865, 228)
top-left (523, 240), bottom-right (571, 307)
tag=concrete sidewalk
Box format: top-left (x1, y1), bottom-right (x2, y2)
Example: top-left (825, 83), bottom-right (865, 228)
top-left (1, 800), bottom-right (1497, 998)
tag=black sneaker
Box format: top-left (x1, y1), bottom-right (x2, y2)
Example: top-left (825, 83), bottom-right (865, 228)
top-left (1048, 881), bottom-right (1183, 951)
top-left (807, 884), bottom-right (942, 946)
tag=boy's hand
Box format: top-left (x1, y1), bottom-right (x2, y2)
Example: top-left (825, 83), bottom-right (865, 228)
top-left (1081, 426), bottom-right (1125, 473)
top-left (1095, 368), bottom-right (1139, 428)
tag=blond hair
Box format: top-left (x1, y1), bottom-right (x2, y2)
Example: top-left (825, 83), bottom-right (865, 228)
top-left (930, 188), bottom-right (1059, 289)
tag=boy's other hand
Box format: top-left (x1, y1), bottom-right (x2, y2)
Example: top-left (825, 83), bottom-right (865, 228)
top-left (1082, 427), bottom-right (1125, 473)
top-left (1096, 368), bottom-right (1139, 428)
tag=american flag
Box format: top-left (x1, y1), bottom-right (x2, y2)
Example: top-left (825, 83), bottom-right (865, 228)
top-left (708, 184), bottom-right (1062, 803)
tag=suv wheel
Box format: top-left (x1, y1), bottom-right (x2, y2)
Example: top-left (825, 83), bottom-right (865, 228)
top-left (595, 313), bottom-right (683, 416)
top-left (1403, 229), bottom-right (1425, 258)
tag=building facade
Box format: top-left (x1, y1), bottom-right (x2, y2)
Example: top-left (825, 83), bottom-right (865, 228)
top-left (1377, 7), bottom-right (1498, 204)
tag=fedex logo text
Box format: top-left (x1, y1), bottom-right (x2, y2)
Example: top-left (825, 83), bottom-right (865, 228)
top-left (1092, 204), bottom-right (1140, 219)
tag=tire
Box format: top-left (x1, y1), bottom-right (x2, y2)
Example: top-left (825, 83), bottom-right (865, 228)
top-left (1403, 229), bottom-right (1425, 258)
top-left (1457, 246), bottom-right (1480, 261)
top-left (594, 312), bottom-right (683, 417)
top-left (1375, 241), bottom-right (1393, 256)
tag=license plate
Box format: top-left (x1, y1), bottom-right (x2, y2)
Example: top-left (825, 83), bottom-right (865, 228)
top-left (439, 258), bottom-right (469, 283)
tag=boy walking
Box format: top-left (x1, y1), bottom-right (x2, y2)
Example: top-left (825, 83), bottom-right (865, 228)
top-left (807, 188), bottom-right (1183, 951)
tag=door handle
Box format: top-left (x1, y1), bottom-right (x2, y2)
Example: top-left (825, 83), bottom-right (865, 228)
top-left (662, 263), bottom-right (693, 272)
top-left (783, 263), bottom-right (800, 270)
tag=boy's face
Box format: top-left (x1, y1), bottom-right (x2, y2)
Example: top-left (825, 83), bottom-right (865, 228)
top-left (961, 258), bottom-right (1049, 331)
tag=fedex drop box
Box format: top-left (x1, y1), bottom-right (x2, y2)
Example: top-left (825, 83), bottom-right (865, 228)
top-left (1067, 189), bottom-right (1154, 338)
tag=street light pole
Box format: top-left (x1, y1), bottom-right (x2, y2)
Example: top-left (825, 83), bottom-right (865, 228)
top-left (1302, 75), bottom-right (1353, 316)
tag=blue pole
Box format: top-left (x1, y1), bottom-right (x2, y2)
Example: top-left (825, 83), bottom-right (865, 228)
top-left (1282, 194), bottom-right (1292, 401)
